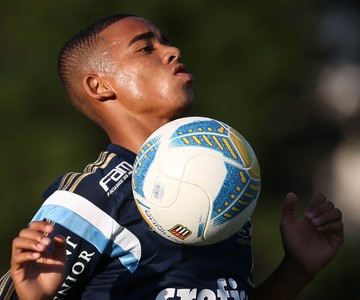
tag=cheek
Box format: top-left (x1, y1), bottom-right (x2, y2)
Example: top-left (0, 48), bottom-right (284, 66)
top-left (158, 82), bottom-right (172, 98)
top-left (126, 77), bottom-right (143, 99)
top-left (114, 69), bottom-right (147, 100)
top-left (112, 59), bottom-right (172, 102)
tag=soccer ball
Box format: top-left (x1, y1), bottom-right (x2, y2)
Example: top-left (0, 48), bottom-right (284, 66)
top-left (132, 116), bottom-right (261, 245)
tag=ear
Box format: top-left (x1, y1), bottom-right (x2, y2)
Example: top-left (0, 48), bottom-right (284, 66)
top-left (83, 74), bottom-right (116, 101)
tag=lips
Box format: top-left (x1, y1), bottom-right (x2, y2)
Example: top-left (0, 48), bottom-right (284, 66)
top-left (173, 63), bottom-right (187, 74)
top-left (173, 63), bottom-right (194, 81)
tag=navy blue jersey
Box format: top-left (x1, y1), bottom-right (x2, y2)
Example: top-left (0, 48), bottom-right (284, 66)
top-left (1, 144), bottom-right (254, 300)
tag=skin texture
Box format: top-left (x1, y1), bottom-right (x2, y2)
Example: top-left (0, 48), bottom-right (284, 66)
top-left (248, 192), bottom-right (344, 299)
top-left (76, 17), bottom-right (194, 153)
top-left (11, 222), bottom-right (67, 300)
top-left (10, 17), bottom-right (344, 300)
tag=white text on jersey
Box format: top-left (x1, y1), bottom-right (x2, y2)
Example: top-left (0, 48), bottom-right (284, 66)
top-left (99, 161), bottom-right (133, 196)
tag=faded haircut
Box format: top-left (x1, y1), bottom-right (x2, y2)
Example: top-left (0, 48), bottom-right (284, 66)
top-left (57, 13), bottom-right (136, 106)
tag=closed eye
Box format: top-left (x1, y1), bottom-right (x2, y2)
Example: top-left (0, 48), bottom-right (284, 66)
top-left (140, 45), bottom-right (155, 53)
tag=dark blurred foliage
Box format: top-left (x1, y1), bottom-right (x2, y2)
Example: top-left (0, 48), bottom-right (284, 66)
top-left (1, 1), bottom-right (359, 298)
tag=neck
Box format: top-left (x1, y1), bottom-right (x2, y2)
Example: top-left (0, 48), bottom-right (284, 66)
top-left (83, 97), bottom-right (186, 154)
top-left (105, 114), bottom-right (170, 154)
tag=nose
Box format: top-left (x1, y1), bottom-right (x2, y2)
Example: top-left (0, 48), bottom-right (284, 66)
top-left (162, 45), bottom-right (182, 64)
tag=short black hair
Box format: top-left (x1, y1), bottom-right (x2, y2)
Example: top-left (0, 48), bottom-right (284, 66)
top-left (57, 13), bottom-right (136, 103)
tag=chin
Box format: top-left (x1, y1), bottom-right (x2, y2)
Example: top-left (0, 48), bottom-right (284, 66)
top-left (174, 97), bottom-right (194, 119)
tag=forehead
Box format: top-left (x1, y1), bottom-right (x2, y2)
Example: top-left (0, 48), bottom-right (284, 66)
top-left (99, 17), bottom-right (161, 47)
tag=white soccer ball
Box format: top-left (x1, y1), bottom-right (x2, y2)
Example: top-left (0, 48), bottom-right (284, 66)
top-left (132, 116), bottom-right (261, 245)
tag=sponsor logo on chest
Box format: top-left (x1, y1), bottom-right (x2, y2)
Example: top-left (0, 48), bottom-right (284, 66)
top-left (99, 161), bottom-right (133, 196)
top-left (156, 278), bottom-right (249, 300)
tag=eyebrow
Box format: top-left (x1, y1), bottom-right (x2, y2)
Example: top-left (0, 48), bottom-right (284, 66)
top-left (128, 31), bottom-right (155, 48)
top-left (127, 31), bottom-right (170, 48)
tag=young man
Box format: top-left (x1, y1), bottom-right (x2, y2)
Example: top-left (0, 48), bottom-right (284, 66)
top-left (1, 14), bottom-right (343, 300)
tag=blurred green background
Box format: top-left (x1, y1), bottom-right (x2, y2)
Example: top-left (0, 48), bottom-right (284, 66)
top-left (1, 0), bottom-right (359, 298)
